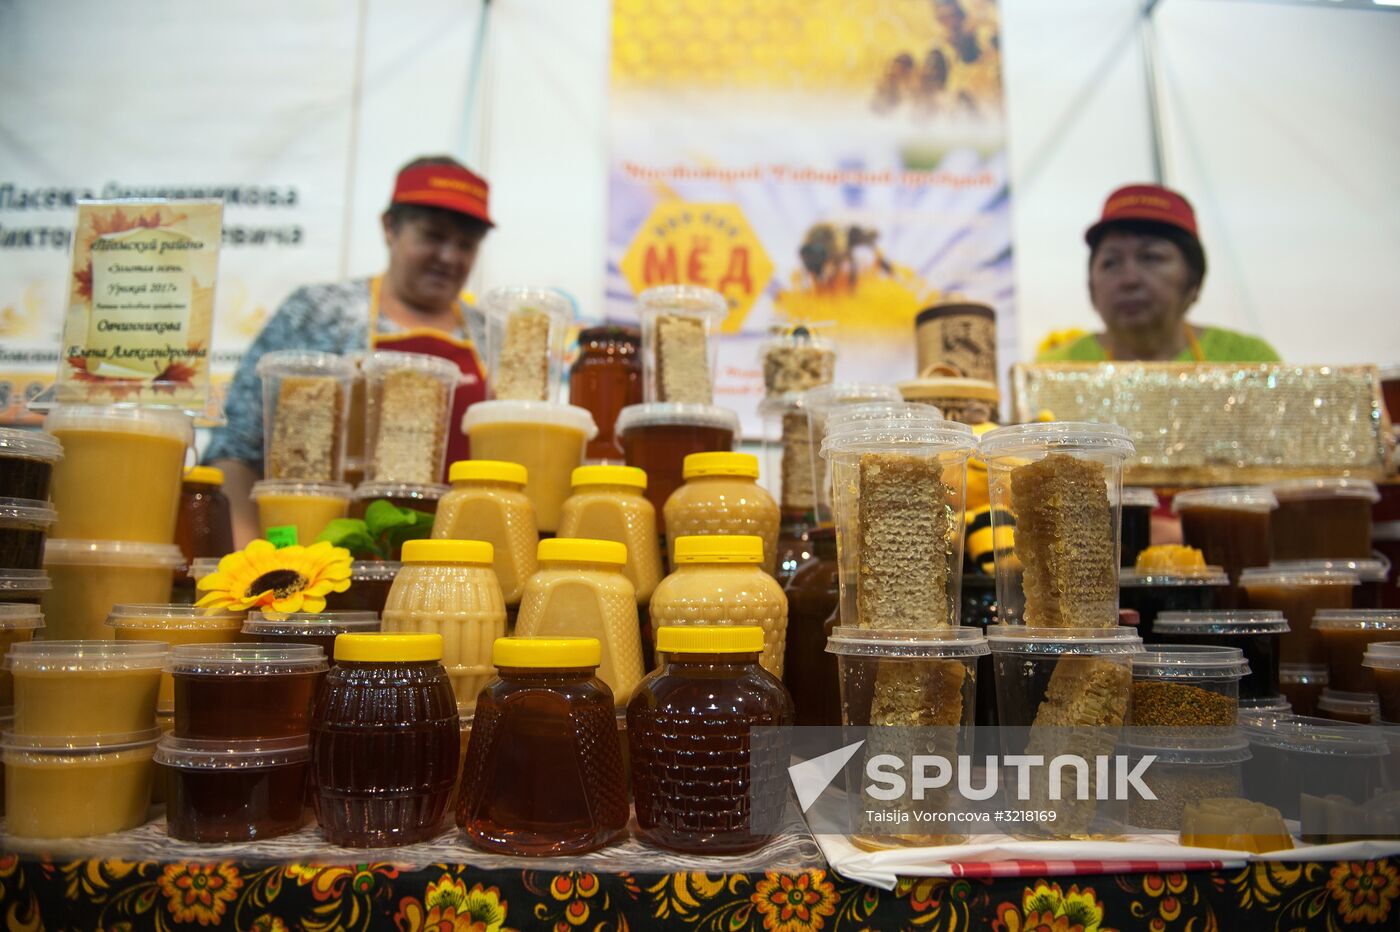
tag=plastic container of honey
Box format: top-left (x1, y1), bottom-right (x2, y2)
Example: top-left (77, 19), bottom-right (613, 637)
top-left (432, 460), bottom-right (538, 606)
top-left (557, 465), bottom-right (663, 603)
top-left (44, 405), bottom-right (192, 544)
top-left (41, 540), bottom-right (184, 641)
top-left (1120, 487), bottom-right (1159, 568)
top-left (7, 640), bottom-right (167, 738)
top-left (615, 403), bottom-right (739, 530)
top-left (157, 734), bottom-right (311, 842)
top-left (1312, 609), bottom-right (1400, 693)
top-left (2, 728), bottom-right (159, 838)
top-left (1280, 663), bottom-right (1328, 716)
top-left (250, 480), bottom-right (353, 547)
top-left (461, 400), bottom-right (597, 533)
top-left (350, 481), bottom-right (447, 521)
top-left (1239, 565), bottom-right (1358, 666)
top-left (0, 498), bottom-right (57, 572)
top-left (1315, 688), bottom-right (1379, 725)
top-left (0, 569), bottom-right (49, 605)
top-left (1153, 609), bottom-right (1288, 701)
top-left (1173, 486), bottom-right (1278, 608)
top-left (241, 610), bottom-right (380, 656)
top-left (0, 426), bottom-right (62, 501)
top-left (169, 643), bottom-right (328, 740)
top-left (0, 604), bottom-right (42, 707)
top-left (1269, 478), bottom-right (1380, 561)
top-left (664, 453), bottom-right (780, 576)
top-left (107, 604), bottom-right (244, 712)
top-left (1363, 642), bottom-right (1400, 723)
top-left (515, 538), bottom-right (643, 707)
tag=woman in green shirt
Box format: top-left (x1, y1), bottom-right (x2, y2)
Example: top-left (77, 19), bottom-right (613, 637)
top-left (1037, 184), bottom-right (1279, 363)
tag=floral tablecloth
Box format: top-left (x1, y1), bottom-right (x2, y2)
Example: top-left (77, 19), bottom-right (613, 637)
top-left (3, 855), bottom-right (1399, 930)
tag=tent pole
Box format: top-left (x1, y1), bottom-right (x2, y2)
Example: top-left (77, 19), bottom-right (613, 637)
top-left (1140, 0), bottom-right (1167, 184)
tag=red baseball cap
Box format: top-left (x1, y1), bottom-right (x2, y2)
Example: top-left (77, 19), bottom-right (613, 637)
top-left (391, 162), bottom-right (494, 226)
top-left (1085, 183), bottom-right (1197, 246)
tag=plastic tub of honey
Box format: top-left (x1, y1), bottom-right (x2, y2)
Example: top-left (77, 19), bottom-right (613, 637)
top-left (41, 540), bottom-right (184, 641)
top-left (7, 640), bottom-right (166, 737)
top-left (1363, 642), bottom-right (1400, 723)
top-left (350, 481), bottom-right (447, 521)
top-left (157, 733), bottom-right (311, 841)
top-left (0, 569), bottom-right (49, 605)
top-left (1269, 478), bottom-right (1379, 561)
top-left (324, 560), bottom-right (400, 614)
top-left (241, 610), bottom-right (380, 656)
top-left (2, 727), bottom-right (159, 839)
top-left (1280, 663), bottom-right (1328, 716)
top-left (169, 643), bottom-right (327, 740)
top-left (1153, 610), bottom-right (1287, 701)
top-left (979, 422), bottom-right (1136, 627)
top-left (44, 405), bottom-right (192, 543)
top-left (1274, 557), bottom-right (1390, 609)
top-left (257, 350), bottom-right (356, 482)
top-left (250, 479), bottom-right (352, 547)
top-left (0, 498), bottom-right (57, 571)
top-left (0, 604), bottom-right (43, 707)
top-left (615, 402), bottom-right (738, 530)
top-left (1239, 713), bottom-right (1389, 822)
top-left (0, 427), bottom-right (62, 501)
top-left (461, 400), bottom-right (597, 533)
top-left (1240, 565), bottom-right (1358, 666)
top-left (1118, 566), bottom-right (1228, 639)
top-left (108, 604), bottom-right (244, 712)
top-left (1315, 688), bottom-right (1379, 724)
top-left (1173, 486), bottom-right (1277, 608)
top-left (1130, 645), bottom-right (1248, 727)
top-left (1312, 609), bottom-right (1400, 693)
top-left (1119, 487), bottom-right (1159, 568)
top-left (361, 350), bottom-right (461, 485)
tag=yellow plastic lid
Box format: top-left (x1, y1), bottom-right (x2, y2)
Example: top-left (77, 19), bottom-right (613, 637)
top-left (656, 625), bottom-right (764, 654)
top-left (674, 535), bottom-right (763, 564)
top-left (400, 539), bottom-right (494, 565)
top-left (448, 460), bottom-right (528, 486)
top-left (334, 632), bottom-right (443, 663)
top-left (571, 465), bottom-right (647, 490)
top-left (537, 538), bottom-right (627, 565)
top-left (184, 466), bottom-right (224, 486)
top-left (493, 636), bottom-right (601, 669)
top-left (683, 452), bottom-right (759, 479)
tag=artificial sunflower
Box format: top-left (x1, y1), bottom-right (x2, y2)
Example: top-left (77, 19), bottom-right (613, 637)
top-left (196, 539), bottom-right (351, 614)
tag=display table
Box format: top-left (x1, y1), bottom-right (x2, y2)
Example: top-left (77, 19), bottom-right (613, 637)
top-left (4, 821), bottom-right (1398, 930)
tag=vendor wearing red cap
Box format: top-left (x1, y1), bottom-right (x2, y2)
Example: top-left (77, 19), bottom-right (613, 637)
top-left (1037, 183), bottom-right (1279, 362)
top-left (205, 155), bottom-right (494, 545)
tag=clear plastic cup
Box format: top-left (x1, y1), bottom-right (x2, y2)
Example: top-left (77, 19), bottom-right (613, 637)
top-left (1240, 695), bottom-right (1291, 715)
top-left (107, 604), bottom-right (249, 712)
top-left (461, 400), bottom-right (597, 533)
top-left (979, 422), bottom-right (1136, 627)
top-left (2, 728), bottom-right (160, 838)
top-left (803, 383), bottom-right (904, 525)
top-left (256, 350), bottom-right (357, 482)
top-left (1363, 642), bottom-right (1400, 723)
top-left (0, 569), bottom-right (49, 605)
top-left (42, 540), bottom-right (185, 641)
top-left (1123, 738), bottom-right (1250, 832)
top-left (1172, 486), bottom-right (1277, 607)
top-left (1130, 644), bottom-right (1249, 727)
top-left (758, 330), bottom-right (835, 398)
top-left (6, 640), bottom-right (167, 737)
top-left (1269, 478), bottom-right (1380, 562)
top-left (361, 351), bottom-right (462, 484)
top-left (1120, 487), bottom-right (1160, 568)
top-left (1280, 662), bottom-right (1328, 716)
top-left (44, 405), bottom-right (192, 543)
top-left (1315, 688), bottom-right (1379, 725)
top-left (1312, 609), bottom-right (1400, 693)
top-left (0, 498), bottom-right (57, 571)
top-left (1239, 713), bottom-right (1389, 823)
top-left (638, 284), bottom-right (727, 405)
top-left (1239, 565), bottom-right (1358, 666)
top-left (615, 402), bottom-right (739, 529)
top-left (0, 426), bottom-right (63, 501)
top-left (481, 286), bottom-right (572, 403)
top-left (0, 604), bottom-right (43, 706)
top-left (1118, 565), bottom-right (1229, 638)
top-left (1153, 609), bottom-right (1288, 702)
top-left (820, 418), bottom-right (977, 630)
top-left (324, 560), bottom-right (400, 615)
top-left (157, 733), bottom-right (311, 842)
top-left (1274, 557), bottom-right (1390, 609)
top-left (168, 643), bottom-right (327, 740)
top-left (242, 610), bottom-right (381, 656)
top-left (250, 479), bottom-right (353, 547)
top-left (343, 351), bottom-right (367, 486)
top-left (757, 393), bottom-right (807, 515)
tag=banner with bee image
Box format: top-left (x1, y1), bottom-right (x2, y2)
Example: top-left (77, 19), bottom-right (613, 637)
top-left (605, 0), bottom-right (1013, 434)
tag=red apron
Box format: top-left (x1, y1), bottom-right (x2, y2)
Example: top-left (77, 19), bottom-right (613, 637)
top-left (368, 276), bottom-right (488, 477)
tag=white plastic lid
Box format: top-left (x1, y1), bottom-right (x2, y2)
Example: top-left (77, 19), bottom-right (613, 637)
top-left (1119, 566), bottom-right (1229, 586)
top-left (250, 479), bottom-right (353, 500)
top-left (481, 285), bottom-right (572, 324)
top-left (824, 402), bottom-right (946, 434)
top-left (984, 625), bottom-right (1144, 654)
top-left (1155, 610), bottom-right (1289, 635)
top-left (43, 404), bottom-right (193, 446)
top-left (1238, 713), bottom-right (1388, 755)
top-left (360, 350), bottom-right (463, 386)
top-left (168, 642), bottom-right (327, 675)
top-left (1120, 487), bottom-right (1161, 508)
top-left (1240, 695), bottom-right (1292, 714)
top-left (820, 417), bottom-right (977, 458)
top-left (825, 626), bottom-right (989, 658)
top-left (0, 498), bottom-right (57, 528)
top-left (2, 726), bottom-right (161, 755)
top-left (1280, 662), bottom-right (1328, 684)
top-left (190, 557), bottom-right (222, 580)
top-left (106, 604), bottom-right (243, 630)
top-left (352, 481), bottom-right (449, 502)
top-left (1270, 478), bottom-right (1380, 503)
top-left (1316, 689), bottom-right (1379, 720)
top-left (155, 733), bottom-right (310, 770)
top-left (461, 399), bottom-right (598, 438)
top-left (637, 283), bottom-right (727, 321)
top-left (243, 610), bottom-right (380, 637)
top-left (614, 402), bottom-right (740, 435)
top-left (0, 569), bottom-right (49, 594)
top-left (0, 604), bottom-right (43, 630)
top-left (1172, 486), bottom-right (1278, 513)
top-left (1362, 642), bottom-right (1400, 671)
top-left (1238, 566), bottom-right (1360, 588)
top-left (977, 421), bottom-right (1136, 460)
top-left (1273, 558), bottom-right (1389, 583)
top-left (43, 539), bottom-right (185, 569)
top-left (802, 382), bottom-right (904, 417)
top-left (0, 427), bottom-right (62, 463)
top-left (1131, 644), bottom-right (1250, 679)
top-left (1311, 609), bottom-right (1400, 631)
top-left (351, 560), bottom-right (401, 581)
top-left (255, 349), bottom-right (356, 381)
top-left (4, 640), bottom-right (169, 673)
top-left (1120, 737), bottom-right (1251, 766)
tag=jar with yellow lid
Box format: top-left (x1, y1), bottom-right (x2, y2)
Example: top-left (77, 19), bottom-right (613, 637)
top-left (649, 535), bottom-right (788, 676)
top-left (557, 465), bottom-right (663, 602)
top-left (514, 539), bottom-right (643, 706)
top-left (664, 452), bottom-right (780, 575)
top-left (431, 460), bottom-right (539, 606)
top-left (457, 636), bottom-right (627, 856)
top-left (381, 539), bottom-right (507, 710)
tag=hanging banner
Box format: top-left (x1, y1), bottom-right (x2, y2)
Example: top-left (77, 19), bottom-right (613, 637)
top-left (606, 0), bottom-right (1014, 434)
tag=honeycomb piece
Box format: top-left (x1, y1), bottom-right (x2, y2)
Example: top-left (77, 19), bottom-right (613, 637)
top-left (494, 309), bottom-right (551, 401)
top-left (857, 452), bottom-right (952, 629)
top-left (780, 410), bottom-right (816, 513)
top-left (268, 376), bottom-right (342, 480)
top-left (764, 342), bottom-right (835, 395)
top-left (1011, 453), bottom-right (1117, 628)
top-left (656, 314), bottom-right (712, 403)
top-left (372, 369), bottom-right (450, 484)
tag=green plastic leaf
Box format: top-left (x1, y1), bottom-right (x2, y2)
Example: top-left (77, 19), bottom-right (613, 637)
top-left (382, 507), bottom-right (435, 555)
top-left (364, 499), bottom-right (419, 537)
top-left (315, 518), bottom-right (382, 559)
